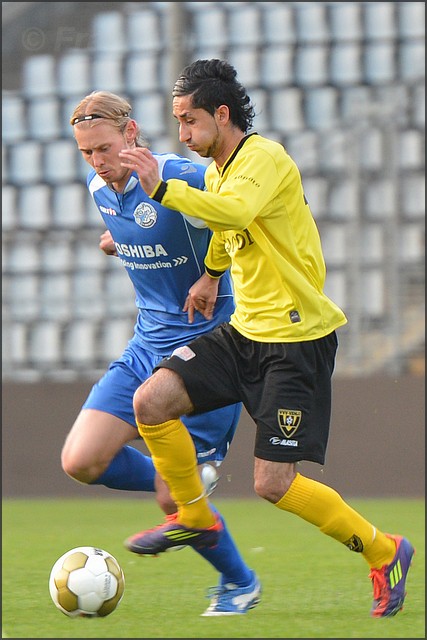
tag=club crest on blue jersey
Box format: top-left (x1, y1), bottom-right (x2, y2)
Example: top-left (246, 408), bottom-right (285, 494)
top-left (133, 202), bottom-right (157, 228)
top-left (277, 409), bottom-right (302, 438)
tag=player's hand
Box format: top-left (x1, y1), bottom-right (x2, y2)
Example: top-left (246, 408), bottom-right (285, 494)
top-left (183, 272), bottom-right (219, 323)
top-left (99, 230), bottom-right (117, 256)
top-left (119, 147), bottom-right (160, 195)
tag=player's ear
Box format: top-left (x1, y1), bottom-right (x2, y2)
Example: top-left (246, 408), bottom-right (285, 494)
top-left (215, 105), bottom-right (230, 125)
top-left (124, 119), bottom-right (138, 144)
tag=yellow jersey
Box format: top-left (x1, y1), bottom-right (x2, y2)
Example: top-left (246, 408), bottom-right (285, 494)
top-left (159, 133), bottom-right (347, 342)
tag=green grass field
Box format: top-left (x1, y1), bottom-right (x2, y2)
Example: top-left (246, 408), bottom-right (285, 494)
top-left (2, 497), bottom-right (424, 638)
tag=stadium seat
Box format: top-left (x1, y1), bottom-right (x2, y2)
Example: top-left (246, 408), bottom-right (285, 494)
top-left (363, 2), bottom-right (396, 40)
top-left (8, 273), bottom-right (40, 321)
top-left (329, 3), bottom-right (363, 41)
top-left (192, 6), bottom-right (228, 48)
top-left (125, 52), bottom-right (159, 94)
top-left (227, 48), bottom-right (259, 89)
top-left (340, 85), bottom-right (374, 122)
top-left (260, 46), bottom-right (294, 88)
top-left (364, 43), bottom-right (396, 84)
top-left (104, 269), bottom-right (136, 316)
top-left (360, 223), bottom-right (385, 264)
top-left (28, 96), bottom-right (61, 140)
top-left (397, 1), bottom-right (425, 38)
top-left (2, 322), bottom-right (28, 369)
top-left (92, 52), bottom-right (125, 94)
top-left (329, 43), bottom-right (362, 86)
top-left (2, 185), bottom-right (17, 231)
top-left (284, 131), bottom-right (319, 173)
top-left (27, 96), bottom-right (61, 141)
top-left (327, 177), bottom-right (359, 220)
top-left (72, 270), bottom-right (105, 319)
top-left (248, 88), bottom-right (269, 131)
top-left (361, 268), bottom-right (385, 319)
top-left (262, 3), bottom-right (296, 45)
top-left (363, 178), bottom-right (395, 220)
top-left (40, 273), bottom-right (72, 321)
top-left (63, 320), bottom-right (99, 365)
top-left (44, 139), bottom-right (78, 183)
top-left (400, 173), bottom-right (425, 219)
top-left (398, 130), bottom-right (424, 169)
top-left (6, 231), bottom-right (41, 274)
top-left (270, 88), bottom-right (304, 133)
top-left (28, 321), bottom-right (62, 366)
top-left (74, 231), bottom-right (108, 270)
top-left (399, 41), bottom-right (425, 81)
top-left (99, 318), bottom-right (134, 362)
top-left (92, 11), bottom-right (125, 53)
top-left (2, 92), bottom-right (27, 142)
top-left (57, 50), bottom-right (91, 98)
top-left (294, 45), bottom-right (329, 87)
top-left (323, 270), bottom-right (347, 312)
top-left (133, 93), bottom-right (166, 137)
top-left (294, 3), bottom-right (329, 43)
top-left (228, 5), bottom-right (261, 46)
top-left (18, 184), bottom-right (51, 230)
top-left (8, 141), bottom-right (43, 185)
top-left (358, 127), bottom-right (383, 171)
top-left (126, 8), bottom-right (161, 52)
top-left (41, 232), bottom-right (74, 272)
top-left (51, 183), bottom-right (86, 229)
top-left (399, 223), bottom-right (424, 264)
top-left (300, 176), bottom-right (328, 219)
top-left (319, 223), bottom-right (348, 267)
top-left (22, 54), bottom-right (56, 97)
top-left (304, 87), bottom-right (339, 130)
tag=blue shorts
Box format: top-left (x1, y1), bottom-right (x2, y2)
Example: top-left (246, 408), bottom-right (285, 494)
top-left (82, 337), bottom-right (242, 465)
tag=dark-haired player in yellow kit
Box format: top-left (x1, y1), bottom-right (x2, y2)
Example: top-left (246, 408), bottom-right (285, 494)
top-left (122, 58), bottom-right (414, 618)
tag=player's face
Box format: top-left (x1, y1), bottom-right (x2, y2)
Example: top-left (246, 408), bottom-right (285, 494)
top-left (74, 120), bottom-right (134, 192)
top-left (173, 95), bottom-right (222, 160)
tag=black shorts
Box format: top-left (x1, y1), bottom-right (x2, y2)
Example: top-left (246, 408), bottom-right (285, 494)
top-left (154, 323), bottom-right (338, 465)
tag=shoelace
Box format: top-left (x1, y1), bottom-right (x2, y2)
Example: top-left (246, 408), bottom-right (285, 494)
top-left (143, 513), bottom-right (178, 534)
top-left (369, 567), bottom-right (387, 600)
top-left (205, 583), bottom-right (238, 600)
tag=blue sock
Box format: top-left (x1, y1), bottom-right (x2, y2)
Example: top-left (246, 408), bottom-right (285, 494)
top-left (91, 445), bottom-right (156, 492)
top-left (194, 504), bottom-right (254, 587)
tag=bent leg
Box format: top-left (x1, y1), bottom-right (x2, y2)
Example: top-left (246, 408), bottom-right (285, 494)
top-left (134, 369), bottom-right (215, 528)
top-left (61, 408), bottom-right (156, 492)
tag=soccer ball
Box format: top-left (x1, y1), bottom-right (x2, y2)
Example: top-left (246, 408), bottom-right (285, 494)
top-left (49, 546), bottom-right (125, 618)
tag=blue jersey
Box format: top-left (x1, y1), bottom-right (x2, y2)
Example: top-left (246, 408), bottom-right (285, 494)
top-left (83, 152), bottom-right (241, 461)
top-left (88, 153), bottom-right (235, 355)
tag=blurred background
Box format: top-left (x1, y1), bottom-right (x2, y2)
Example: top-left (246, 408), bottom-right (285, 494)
top-left (2, 0), bottom-right (425, 380)
top-left (2, 2), bottom-right (425, 498)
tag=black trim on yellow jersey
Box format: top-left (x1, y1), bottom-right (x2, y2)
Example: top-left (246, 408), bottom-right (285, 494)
top-left (221, 132), bottom-right (258, 175)
top-left (205, 265), bottom-right (225, 279)
top-left (151, 180), bottom-right (168, 203)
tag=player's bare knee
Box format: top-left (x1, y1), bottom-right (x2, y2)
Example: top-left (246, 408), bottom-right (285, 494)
top-left (61, 451), bottom-right (100, 484)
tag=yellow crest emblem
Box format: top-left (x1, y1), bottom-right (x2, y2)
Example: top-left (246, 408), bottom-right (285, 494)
top-left (277, 409), bottom-right (302, 438)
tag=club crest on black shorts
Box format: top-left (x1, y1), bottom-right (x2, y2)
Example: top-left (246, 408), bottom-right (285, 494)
top-left (277, 409), bottom-right (302, 438)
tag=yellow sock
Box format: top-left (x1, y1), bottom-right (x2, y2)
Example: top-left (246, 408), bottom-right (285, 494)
top-left (137, 418), bottom-right (215, 528)
top-left (275, 473), bottom-right (396, 568)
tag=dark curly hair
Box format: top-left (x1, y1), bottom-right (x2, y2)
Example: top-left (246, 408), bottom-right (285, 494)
top-left (172, 59), bottom-right (255, 133)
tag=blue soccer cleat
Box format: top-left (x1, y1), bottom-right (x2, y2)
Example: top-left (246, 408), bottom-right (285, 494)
top-left (125, 512), bottom-right (222, 555)
top-left (201, 570), bottom-right (262, 616)
top-left (369, 534), bottom-right (415, 617)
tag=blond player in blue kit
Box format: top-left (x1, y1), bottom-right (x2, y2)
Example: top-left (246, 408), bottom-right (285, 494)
top-left (61, 90), bottom-right (261, 616)
top-left (123, 60), bottom-right (415, 619)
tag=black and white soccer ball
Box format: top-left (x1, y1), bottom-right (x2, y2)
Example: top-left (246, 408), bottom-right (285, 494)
top-left (49, 546), bottom-right (125, 618)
